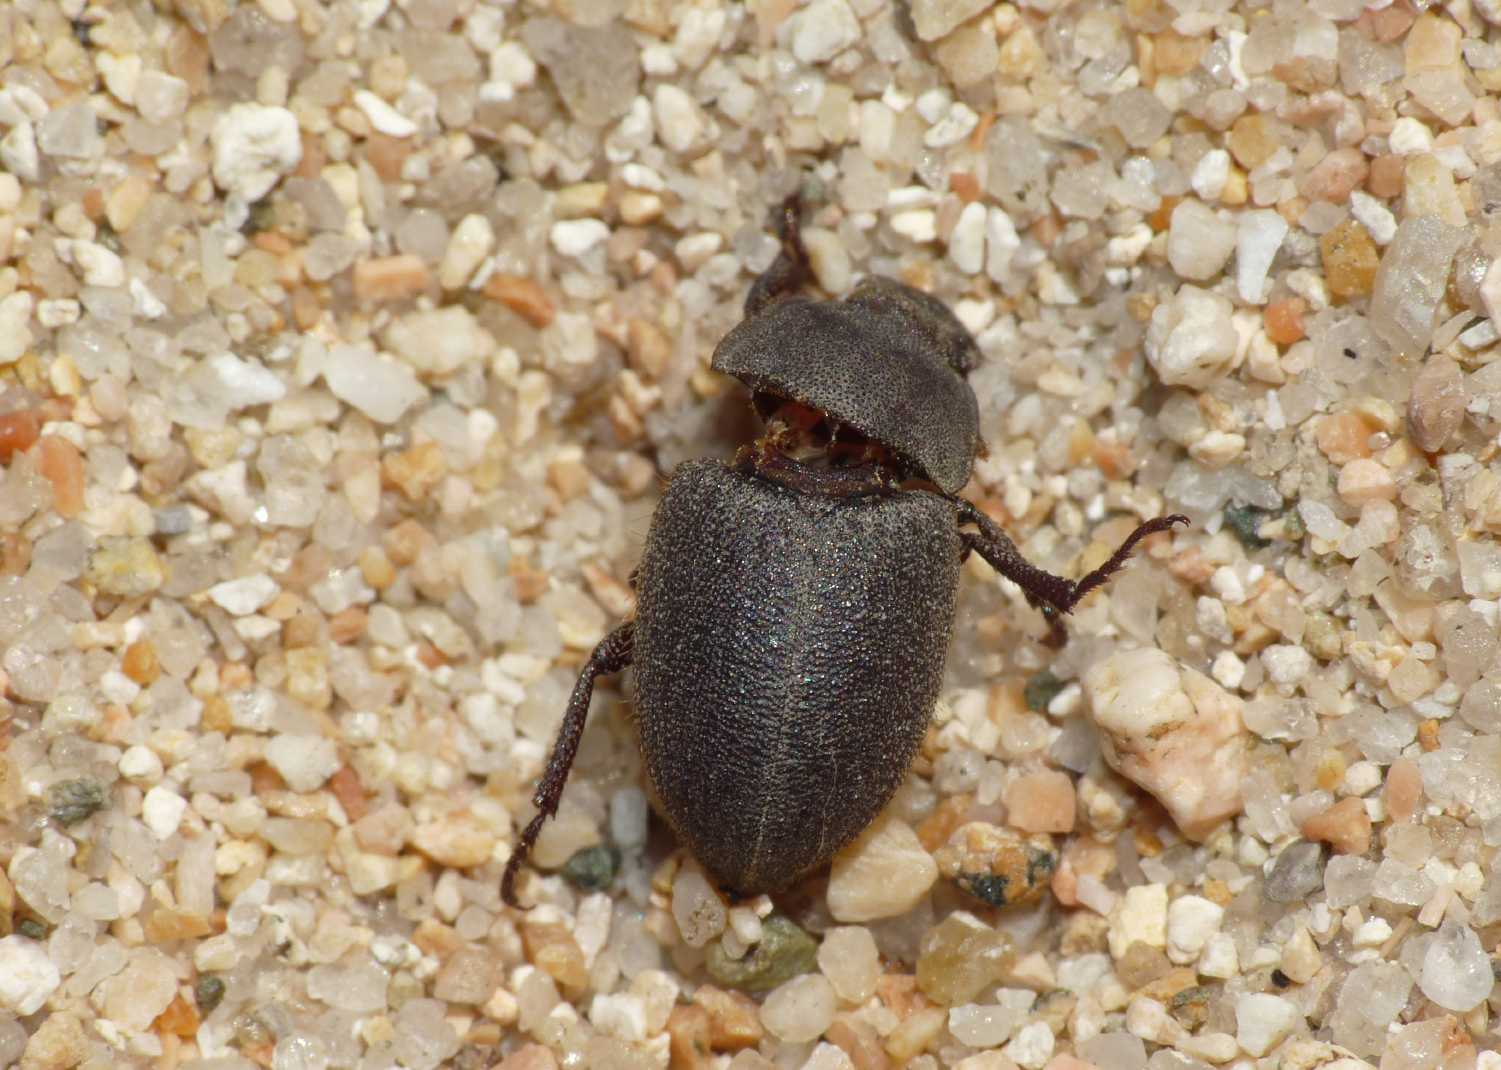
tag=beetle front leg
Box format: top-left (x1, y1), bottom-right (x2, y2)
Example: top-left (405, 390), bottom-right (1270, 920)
top-left (743, 193), bottom-right (814, 316)
top-left (502, 621), bottom-right (634, 908)
top-left (957, 500), bottom-right (1187, 643)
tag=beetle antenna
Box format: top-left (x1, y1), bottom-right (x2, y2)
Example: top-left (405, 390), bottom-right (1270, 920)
top-left (743, 193), bottom-right (815, 316)
top-left (502, 622), bottom-right (635, 908)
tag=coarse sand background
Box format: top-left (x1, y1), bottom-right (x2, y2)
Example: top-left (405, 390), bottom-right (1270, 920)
top-left (1, 0), bottom-right (1501, 1068)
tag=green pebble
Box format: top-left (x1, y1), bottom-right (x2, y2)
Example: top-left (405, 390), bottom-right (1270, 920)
top-left (196, 975), bottom-right (226, 1013)
top-left (1023, 670), bottom-right (1065, 713)
top-left (48, 778), bottom-right (106, 827)
top-left (16, 918), bottom-right (47, 940)
top-left (1222, 503), bottom-right (1273, 549)
top-left (704, 915), bottom-right (818, 993)
top-left (561, 845), bottom-right (620, 892)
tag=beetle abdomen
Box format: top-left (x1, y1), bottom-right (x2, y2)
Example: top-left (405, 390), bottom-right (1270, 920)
top-left (632, 460), bottom-right (961, 894)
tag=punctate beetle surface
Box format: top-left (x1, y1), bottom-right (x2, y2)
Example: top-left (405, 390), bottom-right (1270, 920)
top-left (502, 197), bottom-right (1186, 906)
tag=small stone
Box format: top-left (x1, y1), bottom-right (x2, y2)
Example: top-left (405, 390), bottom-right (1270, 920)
top-left (210, 103), bottom-right (301, 202)
top-left (1236, 993), bottom-right (1301, 1057)
top-left (195, 975), bottom-right (226, 1013)
top-left (0, 293), bottom-right (34, 364)
top-left (438, 214), bottom-right (494, 290)
top-left (1104, 88), bottom-right (1173, 149)
top-left (323, 344), bottom-right (426, 424)
top-left (1336, 459), bottom-right (1396, 506)
top-left (36, 438), bottom-right (83, 519)
top-left (591, 992), bottom-right (649, 1042)
top-left (264, 734), bottom-right (340, 792)
top-left (673, 864), bottom-right (727, 948)
top-left (652, 84), bottom-right (702, 153)
top-left (96, 950), bottom-right (177, 1030)
top-left (484, 275), bottom-right (555, 327)
top-left (1320, 220), bottom-right (1379, 301)
top-left (934, 822), bottom-right (1056, 909)
top-left (207, 574), bottom-right (279, 616)
top-left (561, 845), bottom-right (619, 892)
top-left (1227, 114), bottom-right (1281, 169)
top-left (88, 537), bottom-right (164, 598)
top-left (142, 786), bottom-right (187, 840)
top-left (1300, 798), bottom-right (1371, 855)
top-left (119, 745), bottom-right (164, 783)
top-left (910, 0), bottom-right (989, 42)
top-left (1405, 154), bottom-right (1466, 226)
top-left (384, 306), bottom-right (494, 377)
top-left (949, 201), bottom-right (987, 275)
top-left (1420, 919), bottom-right (1492, 1011)
top-left (1404, 15), bottom-right (1474, 126)
top-left (1166, 896), bottom-right (1223, 965)
top-left (1236, 209), bottom-right (1288, 303)
top-left (948, 1003), bottom-right (1025, 1049)
top-left (38, 103), bottom-right (103, 159)
top-left (550, 218), bottom-right (610, 257)
top-left (817, 926), bottom-right (880, 1004)
top-left (760, 974), bottom-right (836, 1043)
top-left (917, 912), bottom-right (1013, 1005)
top-left (1005, 1021), bottom-right (1055, 1070)
top-left (21, 1010), bottom-right (87, 1070)
top-left (521, 18), bottom-right (640, 126)
top-left (1370, 216), bottom-right (1468, 358)
top-left (1329, 963), bottom-right (1410, 1057)
top-left (412, 811), bottom-right (495, 868)
top-left (1083, 648), bottom-right (1246, 839)
top-left (1265, 842), bottom-right (1325, 903)
top-left (704, 915), bottom-right (817, 994)
top-left (1003, 771), bottom-right (1075, 833)
top-left (1304, 147), bottom-right (1368, 203)
top-left (353, 90), bottom-right (418, 137)
top-left (0, 937), bottom-right (59, 1015)
top-left (1145, 286), bottom-right (1239, 389)
top-left (802, 1042), bottom-right (855, 1070)
top-left (1167, 201), bottom-right (1236, 281)
top-left (352, 255), bottom-right (431, 302)
top-left (1106, 884), bottom-right (1168, 960)
top-left (135, 71), bottom-right (188, 124)
top-left (47, 778), bottom-right (106, 826)
top-left (826, 813), bottom-right (936, 922)
top-left (1407, 355), bottom-right (1465, 451)
top-left (693, 985), bottom-right (764, 1050)
top-left (69, 241), bottom-right (124, 288)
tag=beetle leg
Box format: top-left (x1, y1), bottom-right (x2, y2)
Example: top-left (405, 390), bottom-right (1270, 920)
top-left (1068, 513), bottom-right (1190, 607)
top-left (957, 500), bottom-right (1188, 637)
top-left (743, 193), bottom-right (814, 316)
top-left (502, 621), bottom-right (635, 908)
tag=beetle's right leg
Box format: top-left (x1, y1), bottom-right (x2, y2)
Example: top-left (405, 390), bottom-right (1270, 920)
top-left (743, 193), bottom-right (814, 316)
top-left (502, 621), bottom-right (634, 908)
top-left (958, 500), bottom-right (1186, 644)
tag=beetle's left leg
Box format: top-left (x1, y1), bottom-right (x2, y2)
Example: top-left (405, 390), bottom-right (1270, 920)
top-left (502, 622), bottom-right (634, 908)
top-left (958, 500), bottom-right (1187, 640)
top-left (743, 193), bottom-right (814, 316)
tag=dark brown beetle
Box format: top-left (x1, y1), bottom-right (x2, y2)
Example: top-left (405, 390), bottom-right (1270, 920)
top-left (502, 198), bottom-right (1185, 905)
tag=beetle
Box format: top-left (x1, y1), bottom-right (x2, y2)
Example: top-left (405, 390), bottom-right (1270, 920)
top-left (501, 197), bottom-right (1186, 906)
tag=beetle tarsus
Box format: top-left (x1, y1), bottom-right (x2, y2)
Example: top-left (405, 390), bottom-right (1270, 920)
top-left (502, 621), bottom-right (635, 908)
top-left (1067, 513), bottom-right (1189, 607)
top-left (957, 501), bottom-right (1188, 641)
top-left (743, 193), bottom-right (814, 316)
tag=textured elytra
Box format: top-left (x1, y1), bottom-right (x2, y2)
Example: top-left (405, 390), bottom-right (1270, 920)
top-left (632, 459), bottom-right (962, 894)
top-left (712, 276), bottom-right (981, 495)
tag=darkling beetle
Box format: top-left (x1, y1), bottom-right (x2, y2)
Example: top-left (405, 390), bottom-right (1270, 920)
top-left (502, 197), bottom-right (1186, 906)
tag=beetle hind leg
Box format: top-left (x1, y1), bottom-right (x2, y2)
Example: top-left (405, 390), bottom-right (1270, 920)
top-left (502, 622), bottom-right (634, 908)
top-left (958, 500), bottom-right (1187, 644)
top-left (743, 193), bottom-right (815, 316)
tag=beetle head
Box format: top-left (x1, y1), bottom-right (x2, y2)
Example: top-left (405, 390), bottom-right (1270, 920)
top-left (711, 276), bottom-right (982, 495)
